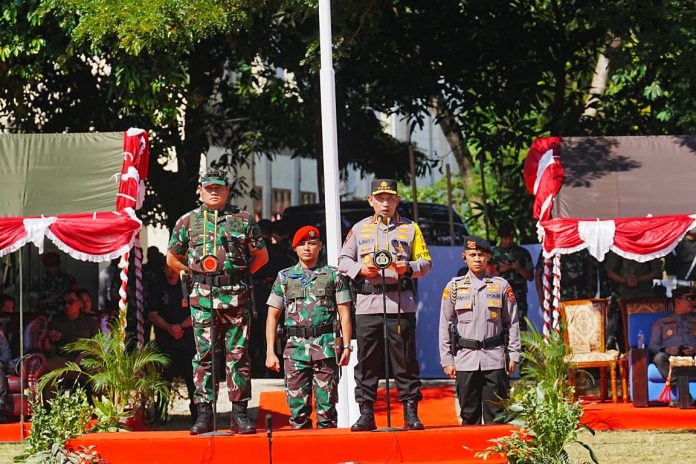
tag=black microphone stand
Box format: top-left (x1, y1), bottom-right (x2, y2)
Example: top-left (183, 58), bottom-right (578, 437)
top-left (266, 413), bottom-right (273, 464)
top-left (372, 249), bottom-right (401, 432)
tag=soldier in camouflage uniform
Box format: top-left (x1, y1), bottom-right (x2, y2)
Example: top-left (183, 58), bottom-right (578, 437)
top-left (265, 226), bottom-right (352, 429)
top-left (491, 220), bottom-right (533, 330)
top-left (534, 249), bottom-right (595, 303)
top-left (166, 168), bottom-right (269, 435)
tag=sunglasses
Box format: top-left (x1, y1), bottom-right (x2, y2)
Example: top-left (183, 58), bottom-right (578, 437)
top-left (62, 299), bottom-right (78, 305)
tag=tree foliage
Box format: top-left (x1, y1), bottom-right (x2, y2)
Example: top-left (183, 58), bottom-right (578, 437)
top-left (2, 1), bottom-right (696, 234)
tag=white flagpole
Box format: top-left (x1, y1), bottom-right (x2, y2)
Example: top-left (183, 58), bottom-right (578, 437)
top-left (319, 0), bottom-right (341, 265)
top-left (319, 0), bottom-right (356, 428)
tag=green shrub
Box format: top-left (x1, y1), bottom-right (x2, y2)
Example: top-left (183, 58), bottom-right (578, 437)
top-left (477, 325), bottom-right (599, 464)
top-left (14, 388), bottom-right (93, 462)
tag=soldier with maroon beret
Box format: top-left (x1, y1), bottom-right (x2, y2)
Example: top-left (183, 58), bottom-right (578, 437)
top-left (266, 226), bottom-right (352, 429)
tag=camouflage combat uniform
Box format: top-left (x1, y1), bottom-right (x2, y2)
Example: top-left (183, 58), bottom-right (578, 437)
top-left (168, 204), bottom-right (266, 404)
top-left (266, 263), bottom-right (351, 428)
top-left (535, 249), bottom-right (594, 301)
top-left (492, 244), bottom-right (532, 327)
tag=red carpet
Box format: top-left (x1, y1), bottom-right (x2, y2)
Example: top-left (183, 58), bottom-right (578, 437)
top-left (256, 384), bottom-right (460, 430)
top-left (4, 386), bottom-right (695, 463)
top-left (0, 422), bottom-right (30, 442)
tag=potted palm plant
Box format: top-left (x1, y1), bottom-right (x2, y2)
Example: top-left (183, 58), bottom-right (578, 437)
top-left (39, 310), bottom-right (170, 431)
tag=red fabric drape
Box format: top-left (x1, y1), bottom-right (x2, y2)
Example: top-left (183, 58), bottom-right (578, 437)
top-left (0, 211), bottom-right (140, 261)
top-left (0, 218), bottom-right (28, 254)
top-left (116, 130), bottom-right (150, 211)
top-left (540, 215), bottom-right (696, 262)
top-left (523, 136), bottom-right (565, 221)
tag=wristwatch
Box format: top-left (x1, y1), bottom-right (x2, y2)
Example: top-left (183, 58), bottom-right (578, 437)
top-left (343, 344), bottom-right (354, 351)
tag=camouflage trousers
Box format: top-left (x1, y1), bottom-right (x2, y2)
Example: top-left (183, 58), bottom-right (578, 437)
top-left (191, 300), bottom-right (251, 404)
top-left (283, 356), bottom-right (339, 429)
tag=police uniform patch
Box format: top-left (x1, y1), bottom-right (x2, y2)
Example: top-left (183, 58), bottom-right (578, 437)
top-left (442, 287), bottom-right (450, 300)
top-left (505, 287), bottom-right (516, 303)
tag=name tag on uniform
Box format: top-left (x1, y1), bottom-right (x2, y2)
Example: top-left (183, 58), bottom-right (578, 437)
top-left (455, 297), bottom-right (472, 310)
top-left (228, 217), bottom-right (244, 232)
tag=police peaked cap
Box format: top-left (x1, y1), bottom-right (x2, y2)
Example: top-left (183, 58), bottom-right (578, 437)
top-left (292, 225), bottom-right (321, 248)
top-left (199, 168), bottom-right (229, 187)
top-left (463, 235), bottom-right (492, 254)
top-left (370, 179), bottom-right (398, 196)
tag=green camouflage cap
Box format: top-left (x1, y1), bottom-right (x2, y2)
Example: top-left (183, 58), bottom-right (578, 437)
top-left (199, 168), bottom-right (228, 187)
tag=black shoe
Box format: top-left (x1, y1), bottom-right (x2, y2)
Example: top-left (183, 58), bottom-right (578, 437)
top-left (403, 399), bottom-right (425, 430)
top-left (190, 403), bottom-right (214, 435)
top-left (231, 401), bottom-right (256, 434)
top-left (351, 402), bottom-right (376, 432)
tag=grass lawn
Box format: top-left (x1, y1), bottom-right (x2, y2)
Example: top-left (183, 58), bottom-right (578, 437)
top-left (2, 429), bottom-right (695, 463)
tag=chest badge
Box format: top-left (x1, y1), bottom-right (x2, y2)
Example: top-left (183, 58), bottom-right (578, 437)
top-left (666, 329), bottom-right (674, 337)
top-left (201, 255), bottom-right (219, 273)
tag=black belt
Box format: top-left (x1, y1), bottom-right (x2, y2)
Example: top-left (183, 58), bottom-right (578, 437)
top-left (355, 279), bottom-right (412, 295)
top-left (456, 335), bottom-right (504, 351)
top-left (286, 324), bottom-right (333, 338)
top-left (192, 274), bottom-right (243, 286)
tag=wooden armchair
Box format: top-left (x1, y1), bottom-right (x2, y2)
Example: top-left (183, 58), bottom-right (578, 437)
top-left (560, 299), bottom-right (622, 403)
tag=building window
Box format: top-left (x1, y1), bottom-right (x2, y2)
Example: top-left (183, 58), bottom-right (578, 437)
top-left (272, 188), bottom-right (291, 217)
top-left (301, 191), bottom-right (317, 204)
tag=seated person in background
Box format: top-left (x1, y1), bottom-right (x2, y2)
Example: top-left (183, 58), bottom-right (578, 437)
top-left (75, 289), bottom-right (94, 317)
top-left (43, 290), bottom-right (99, 371)
top-left (0, 326), bottom-right (18, 421)
top-left (0, 295), bottom-right (15, 345)
top-left (649, 287), bottom-right (696, 383)
top-left (0, 295), bottom-right (14, 313)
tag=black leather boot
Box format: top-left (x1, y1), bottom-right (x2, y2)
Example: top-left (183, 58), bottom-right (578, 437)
top-left (231, 401), bottom-right (256, 434)
top-left (403, 399), bottom-right (425, 430)
top-left (350, 402), bottom-right (376, 432)
top-left (189, 402), bottom-right (213, 435)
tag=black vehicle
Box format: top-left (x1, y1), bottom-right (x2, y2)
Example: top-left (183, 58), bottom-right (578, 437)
top-left (282, 200), bottom-right (469, 246)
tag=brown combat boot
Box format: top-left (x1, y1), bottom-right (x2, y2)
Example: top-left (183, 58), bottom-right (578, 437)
top-left (231, 401), bottom-right (256, 434)
top-left (403, 399), bottom-right (425, 430)
top-left (350, 402), bottom-right (377, 432)
top-left (189, 402), bottom-right (213, 435)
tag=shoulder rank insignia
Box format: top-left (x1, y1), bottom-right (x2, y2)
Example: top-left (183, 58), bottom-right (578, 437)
top-left (442, 287), bottom-right (450, 301)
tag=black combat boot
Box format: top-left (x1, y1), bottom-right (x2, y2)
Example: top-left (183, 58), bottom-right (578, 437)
top-left (189, 402), bottom-right (213, 435)
top-left (231, 401), bottom-right (256, 434)
top-left (350, 402), bottom-right (377, 432)
top-left (403, 399), bottom-right (425, 430)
